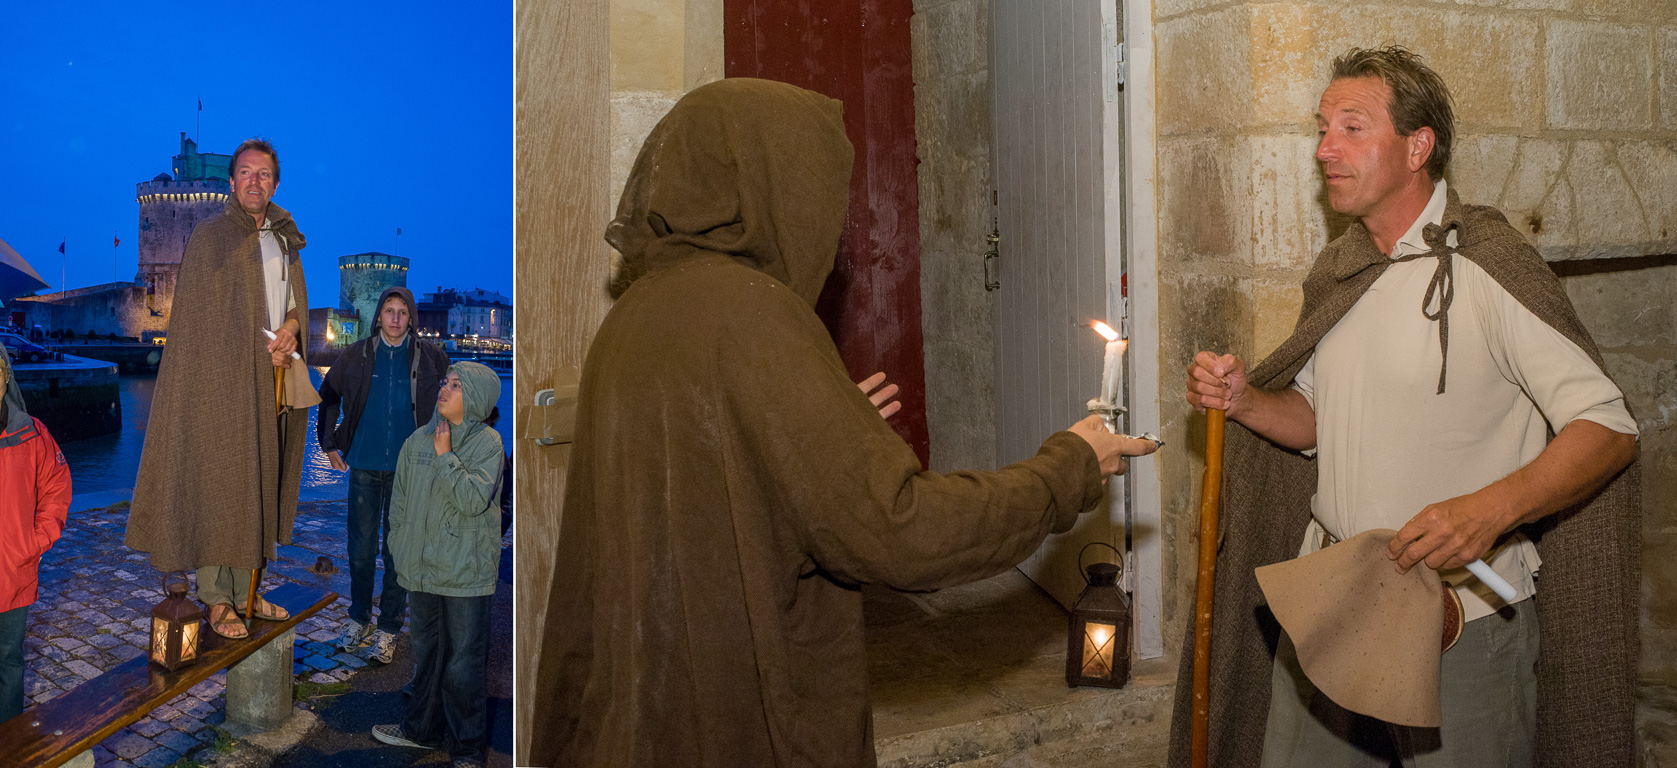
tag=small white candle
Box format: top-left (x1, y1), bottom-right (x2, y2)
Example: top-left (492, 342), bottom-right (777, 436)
top-left (1091, 321), bottom-right (1125, 404)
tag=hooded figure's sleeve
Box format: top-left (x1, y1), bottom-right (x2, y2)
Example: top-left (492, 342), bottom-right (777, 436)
top-left (719, 307), bottom-right (1105, 593)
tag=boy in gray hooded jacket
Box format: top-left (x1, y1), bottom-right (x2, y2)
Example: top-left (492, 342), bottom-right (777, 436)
top-left (372, 361), bottom-right (503, 768)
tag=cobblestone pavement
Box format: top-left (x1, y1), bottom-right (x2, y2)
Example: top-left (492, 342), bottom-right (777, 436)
top-left (22, 489), bottom-right (511, 768)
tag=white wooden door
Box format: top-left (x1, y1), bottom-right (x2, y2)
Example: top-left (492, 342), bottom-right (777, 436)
top-left (990, 0), bottom-right (1128, 614)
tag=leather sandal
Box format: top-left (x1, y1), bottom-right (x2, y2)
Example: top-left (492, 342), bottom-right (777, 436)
top-left (206, 603), bottom-right (248, 640)
top-left (235, 595), bottom-right (290, 622)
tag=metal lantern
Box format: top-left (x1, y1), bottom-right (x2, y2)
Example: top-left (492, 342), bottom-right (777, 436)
top-left (1066, 544), bottom-right (1132, 688)
top-left (150, 574), bottom-right (203, 672)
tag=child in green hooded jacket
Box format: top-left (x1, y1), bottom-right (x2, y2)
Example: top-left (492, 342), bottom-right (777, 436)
top-left (372, 361), bottom-right (503, 768)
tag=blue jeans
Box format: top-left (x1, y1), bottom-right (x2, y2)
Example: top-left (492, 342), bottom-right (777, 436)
top-left (0, 605), bottom-right (28, 722)
top-left (348, 468), bottom-right (407, 632)
top-left (403, 591), bottom-right (490, 762)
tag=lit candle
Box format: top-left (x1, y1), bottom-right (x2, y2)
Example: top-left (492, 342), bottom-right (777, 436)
top-left (1082, 621), bottom-right (1117, 677)
top-left (1091, 321), bottom-right (1125, 404)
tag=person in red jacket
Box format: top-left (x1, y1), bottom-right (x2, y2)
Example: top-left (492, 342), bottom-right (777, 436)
top-left (0, 349), bottom-right (71, 722)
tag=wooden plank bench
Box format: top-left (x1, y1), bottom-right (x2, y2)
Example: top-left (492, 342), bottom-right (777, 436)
top-left (0, 582), bottom-right (337, 768)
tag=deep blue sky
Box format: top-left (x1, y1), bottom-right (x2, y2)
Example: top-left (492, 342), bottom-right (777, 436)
top-left (0, 1), bottom-right (511, 303)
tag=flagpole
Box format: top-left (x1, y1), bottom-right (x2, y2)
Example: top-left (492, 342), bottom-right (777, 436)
top-left (60, 238), bottom-right (65, 292)
top-left (114, 231), bottom-right (119, 282)
top-left (196, 95), bottom-right (202, 144)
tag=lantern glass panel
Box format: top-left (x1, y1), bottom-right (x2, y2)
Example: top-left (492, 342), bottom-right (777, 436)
top-left (150, 617), bottom-right (169, 666)
top-left (181, 621), bottom-right (199, 661)
top-left (1080, 621), bottom-right (1117, 678)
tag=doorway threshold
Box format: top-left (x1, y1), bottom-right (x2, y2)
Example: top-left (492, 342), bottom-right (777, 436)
top-left (867, 569), bottom-right (1174, 767)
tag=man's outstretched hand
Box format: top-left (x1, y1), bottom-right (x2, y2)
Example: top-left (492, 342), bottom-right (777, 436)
top-left (1068, 415), bottom-right (1160, 476)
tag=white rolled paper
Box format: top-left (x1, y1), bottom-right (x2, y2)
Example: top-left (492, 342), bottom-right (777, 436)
top-left (1465, 559), bottom-right (1517, 603)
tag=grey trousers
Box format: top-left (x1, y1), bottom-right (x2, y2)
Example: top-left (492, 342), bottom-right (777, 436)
top-left (195, 565), bottom-right (255, 607)
top-left (1260, 598), bottom-right (1539, 768)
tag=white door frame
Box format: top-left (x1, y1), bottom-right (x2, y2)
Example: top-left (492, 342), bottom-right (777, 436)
top-left (1119, 0), bottom-right (1163, 660)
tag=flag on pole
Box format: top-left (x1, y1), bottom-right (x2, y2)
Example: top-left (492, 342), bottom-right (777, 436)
top-left (198, 99), bottom-right (202, 112)
top-left (58, 241), bottom-right (65, 254)
top-left (396, 227), bottom-right (403, 236)
top-left (114, 237), bottom-right (120, 248)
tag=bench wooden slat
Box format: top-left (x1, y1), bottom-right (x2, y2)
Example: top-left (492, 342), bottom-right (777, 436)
top-left (0, 582), bottom-right (337, 768)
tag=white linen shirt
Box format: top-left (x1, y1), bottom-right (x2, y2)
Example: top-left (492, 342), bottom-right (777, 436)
top-left (259, 218), bottom-right (296, 333)
top-left (1290, 181), bottom-right (1638, 622)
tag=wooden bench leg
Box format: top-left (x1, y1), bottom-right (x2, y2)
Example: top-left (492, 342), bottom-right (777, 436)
top-left (226, 628), bottom-right (295, 731)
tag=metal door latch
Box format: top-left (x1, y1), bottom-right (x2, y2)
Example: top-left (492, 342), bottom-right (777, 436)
top-left (518, 365), bottom-right (579, 446)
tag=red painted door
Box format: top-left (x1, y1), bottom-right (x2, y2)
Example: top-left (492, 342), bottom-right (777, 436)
top-left (724, 0), bottom-right (931, 467)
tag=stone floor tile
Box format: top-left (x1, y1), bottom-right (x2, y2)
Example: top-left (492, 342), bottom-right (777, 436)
top-left (129, 717), bottom-right (170, 738)
top-left (177, 698), bottom-right (218, 720)
top-left (63, 659), bottom-right (101, 679)
top-left (103, 730), bottom-right (156, 760)
top-left (153, 729), bottom-right (205, 755)
top-left (130, 748), bottom-right (180, 768)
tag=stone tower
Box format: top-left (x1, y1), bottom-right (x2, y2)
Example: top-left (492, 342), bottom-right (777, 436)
top-left (339, 252), bottom-right (410, 340)
top-left (134, 133), bottom-right (232, 334)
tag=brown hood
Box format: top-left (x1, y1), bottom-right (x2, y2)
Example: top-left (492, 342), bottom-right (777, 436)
top-left (605, 78), bottom-right (854, 306)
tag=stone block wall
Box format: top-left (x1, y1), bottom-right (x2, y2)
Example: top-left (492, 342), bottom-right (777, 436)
top-left (1153, 0), bottom-right (1677, 714)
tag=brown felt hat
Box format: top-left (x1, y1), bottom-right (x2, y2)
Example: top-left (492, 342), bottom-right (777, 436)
top-left (1255, 528), bottom-right (1445, 727)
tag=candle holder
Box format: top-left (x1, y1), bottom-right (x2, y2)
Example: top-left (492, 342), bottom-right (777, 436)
top-left (1086, 398), bottom-right (1127, 434)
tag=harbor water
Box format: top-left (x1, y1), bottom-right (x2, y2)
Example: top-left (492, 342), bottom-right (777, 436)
top-left (60, 366), bottom-right (515, 500)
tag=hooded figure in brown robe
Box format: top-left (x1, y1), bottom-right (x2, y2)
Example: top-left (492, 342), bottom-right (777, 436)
top-left (126, 195), bottom-right (311, 576)
top-left (530, 78), bottom-right (1150, 768)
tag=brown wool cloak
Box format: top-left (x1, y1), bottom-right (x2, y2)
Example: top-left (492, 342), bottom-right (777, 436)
top-left (1165, 189), bottom-right (1640, 768)
top-left (529, 78), bottom-right (1107, 768)
top-left (126, 199), bottom-right (311, 573)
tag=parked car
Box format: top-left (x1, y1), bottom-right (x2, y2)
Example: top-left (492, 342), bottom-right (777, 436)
top-left (0, 331), bottom-right (57, 364)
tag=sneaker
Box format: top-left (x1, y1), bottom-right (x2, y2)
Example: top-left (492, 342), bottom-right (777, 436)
top-left (371, 724), bottom-right (437, 750)
top-left (336, 619), bottom-right (373, 652)
top-left (366, 629), bottom-right (398, 664)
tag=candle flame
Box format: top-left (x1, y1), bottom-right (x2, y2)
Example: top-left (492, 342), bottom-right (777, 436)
top-left (1090, 320), bottom-right (1118, 341)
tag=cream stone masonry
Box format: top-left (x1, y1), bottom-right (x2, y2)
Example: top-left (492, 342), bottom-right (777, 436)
top-left (601, 0), bottom-right (723, 285)
top-left (1548, 20), bottom-right (1652, 131)
top-left (1662, 28), bottom-right (1677, 131)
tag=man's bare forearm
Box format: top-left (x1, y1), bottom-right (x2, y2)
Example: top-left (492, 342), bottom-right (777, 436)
top-left (1493, 419), bottom-right (1635, 530)
top-left (1231, 387), bottom-right (1317, 452)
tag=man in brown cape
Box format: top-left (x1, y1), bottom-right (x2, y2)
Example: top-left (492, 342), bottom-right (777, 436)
top-left (127, 139), bottom-right (313, 640)
top-left (529, 78), bottom-right (1159, 768)
top-left (1172, 48), bottom-right (1640, 767)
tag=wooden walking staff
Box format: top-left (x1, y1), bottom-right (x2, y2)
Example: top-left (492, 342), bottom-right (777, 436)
top-left (1190, 408), bottom-right (1226, 768)
top-left (251, 329), bottom-right (298, 631)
